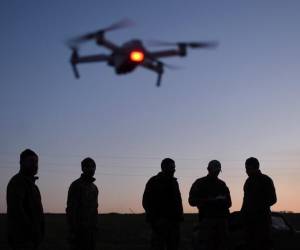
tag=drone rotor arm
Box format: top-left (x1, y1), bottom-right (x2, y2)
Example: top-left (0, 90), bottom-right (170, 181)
top-left (187, 41), bottom-right (218, 48)
top-left (148, 49), bottom-right (184, 59)
top-left (75, 54), bottom-right (110, 64)
top-left (69, 52), bottom-right (110, 79)
top-left (148, 40), bottom-right (218, 51)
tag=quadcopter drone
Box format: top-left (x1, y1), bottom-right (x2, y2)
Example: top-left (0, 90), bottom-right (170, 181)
top-left (67, 19), bottom-right (217, 87)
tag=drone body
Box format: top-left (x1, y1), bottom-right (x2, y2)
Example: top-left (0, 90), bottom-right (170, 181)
top-left (108, 40), bottom-right (147, 74)
top-left (68, 19), bottom-right (217, 87)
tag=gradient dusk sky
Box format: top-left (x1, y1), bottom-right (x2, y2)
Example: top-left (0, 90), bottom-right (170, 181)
top-left (0, 0), bottom-right (300, 213)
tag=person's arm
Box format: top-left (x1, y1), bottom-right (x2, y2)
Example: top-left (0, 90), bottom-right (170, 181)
top-left (142, 179), bottom-right (153, 212)
top-left (225, 185), bottom-right (232, 209)
top-left (266, 178), bottom-right (277, 207)
top-left (240, 180), bottom-right (248, 213)
top-left (188, 180), bottom-right (208, 208)
top-left (66, 183), bottom-right (81, 231)
top-left (174, 181), bottom-right (184, 221)
top-left (143, 179), bottom-right (157, 222)
top-left (188, 180), bottom-right (199, 207)
top-left (35, 187), bottom-right (45, 239)
top-left (7, 180), bottom-right (31, 229)
top-left (93, 185), bottom-right (99, 230)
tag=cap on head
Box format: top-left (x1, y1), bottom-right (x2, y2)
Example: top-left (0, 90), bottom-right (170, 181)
top-left (245, 157), bottom-right (260, 170)
top-left (207, 160), bottom-right (221, 172)
top-left (161, 158), bottom-right (175, 172)
top-left (20, 149), bottom-right (38, 162)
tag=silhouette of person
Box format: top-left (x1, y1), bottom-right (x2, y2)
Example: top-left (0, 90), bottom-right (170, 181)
top-left (142, 158), bottom-right (183, 250)
top-left (241, 157), bottom-right (277, 250)
top-left (6, 149), bottom-right (44, 250)
top-left (66, 157), bottom-right (99, 250)
top-left (189, 160), bottom-right (231, 250)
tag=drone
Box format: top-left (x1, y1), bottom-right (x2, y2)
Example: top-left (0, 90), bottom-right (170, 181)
top-left (67, 19), bottom-right (217, 87)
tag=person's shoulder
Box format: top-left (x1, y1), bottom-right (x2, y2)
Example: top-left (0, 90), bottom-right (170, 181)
top-left (8, 173), bottom-right (19, 182)
top-left (147, 173), bottom-right (169, 187)
top-left (7, 174), bottom-right (29, 194)
top-left (7, 173), bottom-right (24, 186)
top-left (193, 176), bottom-right (207, 185)
top-left (152, 172), bottom-right (163, 180)
top-left (197, 176), bottom-right (207, 181)
top-left (260, 173), bottom-right (274, 183)
top-left (172, 176), bottom-right (179, 182)
top-left (69, 177), bottom-right (82, 189)
top-left (91, 181), bottom-right (99, 190)
top-left (244, 176), bottom-right (250, 182)
top-left (147, 174), bottom-right (159, 183)
top-left (217, 178), bottom-right (228, 186)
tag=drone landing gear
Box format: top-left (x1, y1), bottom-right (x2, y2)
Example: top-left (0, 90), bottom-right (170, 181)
top-left (156, 73), bottom-right (162, 87)
top-left (71, 63), bottom-right (80, 79)
top-left (70, 49), bottom-right (80, 78)
top-left (156, 62), bottom-right (164, 87)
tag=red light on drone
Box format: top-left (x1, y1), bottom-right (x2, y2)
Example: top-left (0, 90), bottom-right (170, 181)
top-left (130, 51), bottom-right (144, 62)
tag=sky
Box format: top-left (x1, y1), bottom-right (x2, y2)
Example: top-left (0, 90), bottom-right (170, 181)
top-left (0, 0), bottom-right (300, 213)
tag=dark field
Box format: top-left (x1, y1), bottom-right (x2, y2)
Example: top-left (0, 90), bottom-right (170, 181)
top-left (1, 213), bottom-right (300, 250)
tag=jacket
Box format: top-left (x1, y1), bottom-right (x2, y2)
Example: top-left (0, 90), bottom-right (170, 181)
top-left (142, 172), bottom-right (183, 223)
top-left (66, 174), bottom-right (99, 231)
top-left (6, 172), bottom-right (44, 245)
top-left (189, 175), bottom-right (232, 219)
top-left (241, 171), bottom-right (277, 219)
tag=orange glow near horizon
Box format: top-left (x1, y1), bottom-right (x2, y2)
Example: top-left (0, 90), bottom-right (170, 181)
top-left (130, 51), bottom-right (144, 62)
top-left (37, 182), bottom-right (300, 214)
top-left (1, 163), bottom-right (300, 214)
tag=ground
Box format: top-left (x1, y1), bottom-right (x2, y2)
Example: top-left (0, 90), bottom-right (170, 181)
top-left (0, 213), bottom-right (299, 250)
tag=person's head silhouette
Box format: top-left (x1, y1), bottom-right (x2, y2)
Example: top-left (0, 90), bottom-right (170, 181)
top-left (161, 158), bottom-right (176, 177)
top-left (81, 157), bottom-right (96, 178)
top-left (245, 157), bottom-right (260, 177)
top-left (20, 149), bottom-right (38, 176)
top-left (207, 160), bottom-right (221, 178)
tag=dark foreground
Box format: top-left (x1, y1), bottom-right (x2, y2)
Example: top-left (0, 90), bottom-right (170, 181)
top-left (1, 213), bottom-right (300, 250)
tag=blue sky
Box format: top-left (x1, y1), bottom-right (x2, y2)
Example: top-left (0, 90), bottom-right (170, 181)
top-left (0, 0), bottom-right (300, 213)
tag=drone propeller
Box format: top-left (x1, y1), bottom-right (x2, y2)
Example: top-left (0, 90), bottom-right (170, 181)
top-left (102, 18), bottom-right (134, 32)
top-left (148, 40), bottom-right (218, 49)
top-left (68, 18), bottom-right (134, 46)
